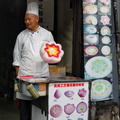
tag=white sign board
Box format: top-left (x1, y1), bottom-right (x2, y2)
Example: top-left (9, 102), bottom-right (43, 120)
top-left (48, 82), bottom-right (90, 120)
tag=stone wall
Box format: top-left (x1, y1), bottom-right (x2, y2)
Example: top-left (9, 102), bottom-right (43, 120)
top-left (91, 102), bottom-right (119, 120)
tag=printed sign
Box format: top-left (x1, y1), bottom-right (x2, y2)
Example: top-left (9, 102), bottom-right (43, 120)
top-left (48, 82), bottom-right (90, 120)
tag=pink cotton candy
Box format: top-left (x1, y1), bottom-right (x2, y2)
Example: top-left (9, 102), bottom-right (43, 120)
top-left (100, 15), bottom-right (110, 25)
top-left (85, 0), bottom-right (96, 3)
top-left (54, 89), bottom-right (61, 99)
top-left (50, 104), bottom-right (62, 118)
top-left (40, 42), bottom-right (64, 63)
top-left (78, 88), bottom-right (87, 97)
top-left (64, 103), bottom-right (75, 115)
top-left (64, 90), bottom-right (74, 98)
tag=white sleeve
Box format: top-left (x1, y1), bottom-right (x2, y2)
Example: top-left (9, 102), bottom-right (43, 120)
top-left (49, 32), bottom-right (54, 42)
top-left (12, 35), bottom-right (22, 66)
top-left (47, 31), bottom-right (55, 43)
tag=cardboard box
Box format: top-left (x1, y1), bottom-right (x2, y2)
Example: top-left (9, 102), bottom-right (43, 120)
top-left (49, 66), bottom-right (66, 76)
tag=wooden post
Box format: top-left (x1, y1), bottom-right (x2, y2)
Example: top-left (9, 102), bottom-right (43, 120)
top-left (72, 0), bottom-right (84, 78)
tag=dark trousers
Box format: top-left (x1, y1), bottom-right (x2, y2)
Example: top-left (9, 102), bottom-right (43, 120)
top-left (19, 99), bottom-right (32, 120)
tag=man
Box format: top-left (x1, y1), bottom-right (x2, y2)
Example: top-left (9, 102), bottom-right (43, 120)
top-left (12, 2), bottom-right (54, 120)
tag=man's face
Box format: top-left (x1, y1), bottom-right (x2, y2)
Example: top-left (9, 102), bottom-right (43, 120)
top-left (24, 14), bottom-right (39, 31)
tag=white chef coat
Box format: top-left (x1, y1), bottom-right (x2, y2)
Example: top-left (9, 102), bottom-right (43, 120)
top-left (13, 26), bottom-right (54, 100)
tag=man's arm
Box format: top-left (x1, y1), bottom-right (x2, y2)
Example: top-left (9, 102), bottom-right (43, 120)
top-left (12, 35), bottom-right (21, 75)
top-left (15, 66), bottom-right (19, 76)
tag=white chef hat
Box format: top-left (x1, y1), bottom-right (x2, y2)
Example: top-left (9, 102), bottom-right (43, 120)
top-left (26, 2), bottom-right (39, 16)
